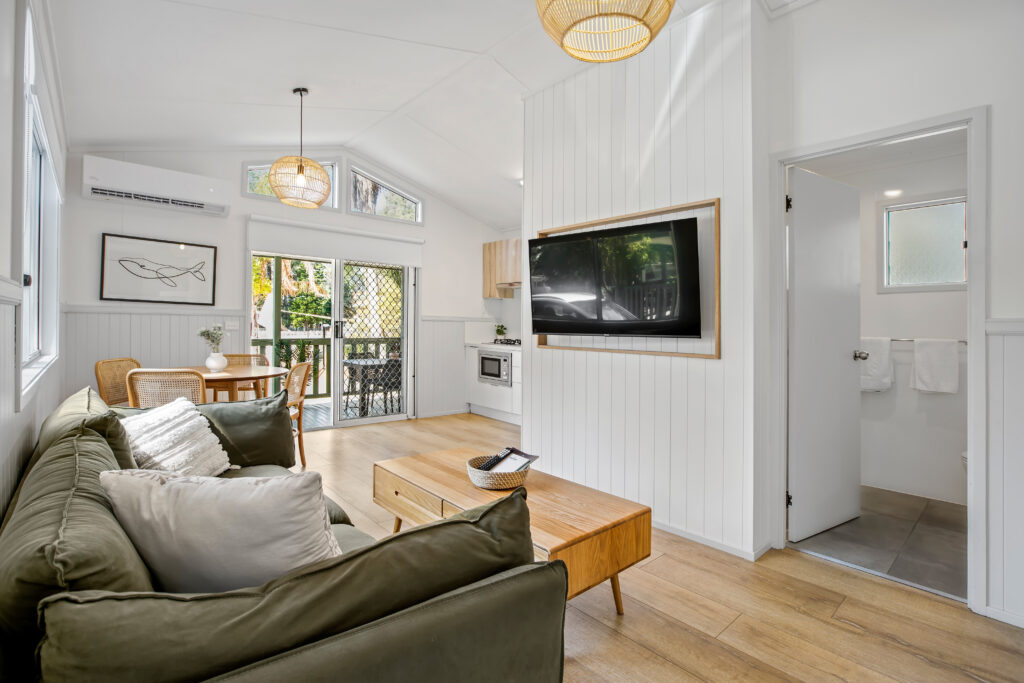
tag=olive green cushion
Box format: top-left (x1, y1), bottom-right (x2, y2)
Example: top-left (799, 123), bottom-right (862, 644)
top-left (0, 428), bottom-right (154, 680)
top-left (113, 391), bottom-right (295, 468)
top-left (1, 388), bottom-right (134, 536)
top-left (330, 524), bottom-right (376, 554)
top-left (221, 465), bottom-right (352, 526)
top-left (38, 489), bottom-right (535, 683)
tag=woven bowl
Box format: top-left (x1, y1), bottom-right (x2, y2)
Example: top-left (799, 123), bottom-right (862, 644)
top-left (466, 455), bottom-right (530, 490)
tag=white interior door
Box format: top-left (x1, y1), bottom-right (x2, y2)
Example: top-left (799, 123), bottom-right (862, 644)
top-left (788, 167), bottom-right (862, 542)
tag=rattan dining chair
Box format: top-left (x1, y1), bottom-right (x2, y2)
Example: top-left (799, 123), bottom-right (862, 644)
top-left (285, 362), bottom-right (313, 468)
top-left (219, 353), bottom-right (270, 400)
top-left (126, 369), bottom-right (207, 409)
top-left (94, 357), bottom-right (141, 406)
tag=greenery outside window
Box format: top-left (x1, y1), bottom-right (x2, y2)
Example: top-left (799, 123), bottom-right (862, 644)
top-left (246, 162), bottom-right (338, 208)
top-left (350, 167), bottom-right (421, 223)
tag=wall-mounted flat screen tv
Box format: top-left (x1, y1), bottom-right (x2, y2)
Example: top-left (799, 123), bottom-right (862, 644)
top-left (528, 218), bottom-right (701, 337)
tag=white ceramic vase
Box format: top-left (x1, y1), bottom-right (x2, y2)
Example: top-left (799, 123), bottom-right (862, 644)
top-left (205, 351), bottom-right (228, 372)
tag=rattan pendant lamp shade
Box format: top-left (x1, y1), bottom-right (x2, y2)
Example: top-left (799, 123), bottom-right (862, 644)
top-left (536, 0), bottom-right (675, 63)
top-left (270, 88), bottom-right (331, 209)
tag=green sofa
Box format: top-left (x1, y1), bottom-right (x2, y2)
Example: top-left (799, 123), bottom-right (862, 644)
top-left (0, 388), bottom-right (568, 681)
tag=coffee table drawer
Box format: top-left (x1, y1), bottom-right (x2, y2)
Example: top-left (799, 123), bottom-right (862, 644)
top-left (374, 467), bottom-right (442, 525)
top-left (441, 500), bottom-right (463, 518)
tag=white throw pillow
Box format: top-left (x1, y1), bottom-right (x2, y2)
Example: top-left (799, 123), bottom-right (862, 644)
top-left (99, 469), bottom-right (343, 593)
top-left (119, 397), bottom-right (231, 477)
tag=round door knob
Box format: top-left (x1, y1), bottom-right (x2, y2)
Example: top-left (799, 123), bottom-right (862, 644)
top-left (852, 350), bottom-right (870, 361)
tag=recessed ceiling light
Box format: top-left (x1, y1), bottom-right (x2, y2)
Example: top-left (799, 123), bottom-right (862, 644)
top-left (884, 189), bottom-right (903, 198)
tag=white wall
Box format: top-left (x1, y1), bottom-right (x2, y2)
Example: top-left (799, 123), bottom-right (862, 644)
top-left (763, 0), bottom-right (1024, 625)
top-left (523, 0), bottom-right (759, 557)
top-left (61, 147), bottom-right (501, 415)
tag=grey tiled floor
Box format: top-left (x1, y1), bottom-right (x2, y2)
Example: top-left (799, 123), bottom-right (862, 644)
top-left (791, 486), bottom-right (967, 599)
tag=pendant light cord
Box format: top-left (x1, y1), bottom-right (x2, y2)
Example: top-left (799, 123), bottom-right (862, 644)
top-left (299, 90), bottom-right (304, 159)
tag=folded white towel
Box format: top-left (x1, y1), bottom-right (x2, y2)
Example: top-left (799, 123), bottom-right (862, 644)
top-left (860, 337), bottom-right (893, 392)
top-left (910, 339), bottom-right (960, 394)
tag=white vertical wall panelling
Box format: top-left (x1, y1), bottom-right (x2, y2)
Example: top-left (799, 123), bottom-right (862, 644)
top-left (416, 319), bottom-right (469, 418)
top-left (986, 334), bottom-right (1005, 610)
top-left (522, 0), bottom-right (753, 555)
top-left (998, 334), bottom-right (1024, 616)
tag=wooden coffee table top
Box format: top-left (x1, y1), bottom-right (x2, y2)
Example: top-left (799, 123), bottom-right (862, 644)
top-left (376, 447), bottom-right (650, 556)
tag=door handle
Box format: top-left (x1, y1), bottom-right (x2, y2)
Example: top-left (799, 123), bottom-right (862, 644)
top-left (852, 350), bottom-right (869, 361)
top-left (334, 321), bottom-right (344, 339)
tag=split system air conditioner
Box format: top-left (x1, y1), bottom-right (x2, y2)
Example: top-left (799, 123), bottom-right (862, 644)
top-left (82, 155), bottom-right (232, 217)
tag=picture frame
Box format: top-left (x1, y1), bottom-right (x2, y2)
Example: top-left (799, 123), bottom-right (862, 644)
top-left (100, 233), bottom-right (217, 306)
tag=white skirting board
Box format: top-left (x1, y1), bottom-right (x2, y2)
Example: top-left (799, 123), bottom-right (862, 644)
top-left (469, 403), bottom-right (521, 426)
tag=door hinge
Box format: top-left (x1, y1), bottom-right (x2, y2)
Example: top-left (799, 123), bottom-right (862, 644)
top-left (786, 492), bottom-right (793, 508)
top-left (785, 195), bottom-right (793, 213)
top-left (963, 240), bottom-right (968, 249)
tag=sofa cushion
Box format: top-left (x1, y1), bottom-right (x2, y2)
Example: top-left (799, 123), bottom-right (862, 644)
top-left (0, 427), bottom-right (153, 679)
top-left (100, 469), bottom-right (342, 593)
top-left (221, 465), bottom-right (351, 526)
top-left (113, 391), bottom-right (295, 468)
top-left (331, 524), bottom-right (376, 554)
top-left (1, 389), bottom-right (134, 537)
top-left (38, 488), bottom-right (535, 682)
top-left (120, 398), bottom-right (231, 477)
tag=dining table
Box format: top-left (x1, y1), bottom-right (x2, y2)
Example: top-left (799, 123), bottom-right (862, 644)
top-left (185, 365), bottom-right (289, 402)
top-left (344, 357), bottom-right (399, 417)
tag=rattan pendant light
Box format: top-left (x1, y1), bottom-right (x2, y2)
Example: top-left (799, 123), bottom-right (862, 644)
top-left (270, 88), bottom-right (331, 209)
top-left (536, 0), bottom-right (675, 63)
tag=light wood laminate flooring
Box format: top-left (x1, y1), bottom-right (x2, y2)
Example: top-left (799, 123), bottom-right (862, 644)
top-left (300, 414), bottom-right (1024, 682)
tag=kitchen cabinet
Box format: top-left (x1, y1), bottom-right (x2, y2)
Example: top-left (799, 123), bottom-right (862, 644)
top-left (483, 238), bottom-right (521, 299)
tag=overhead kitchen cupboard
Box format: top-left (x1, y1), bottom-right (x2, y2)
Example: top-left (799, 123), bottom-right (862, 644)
top-left (483, 238), bottom-right (521, 299)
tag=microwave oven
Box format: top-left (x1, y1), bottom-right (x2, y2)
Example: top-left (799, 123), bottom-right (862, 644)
top-left (478, 349), bottom-right (511, 387)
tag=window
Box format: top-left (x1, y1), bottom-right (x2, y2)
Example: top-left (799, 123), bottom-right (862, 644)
top-left (246, 162), bottom-right (338, 208)
top-left (882, 197), bottom-right (966, 291)
top-left (21, 133), bottom-right (43, 363)
top-left (350, 168), bottom-right (421, 223)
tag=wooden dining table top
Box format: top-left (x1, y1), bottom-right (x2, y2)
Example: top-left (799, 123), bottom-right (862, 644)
top-left (184, 365), bottom-right (288, 382)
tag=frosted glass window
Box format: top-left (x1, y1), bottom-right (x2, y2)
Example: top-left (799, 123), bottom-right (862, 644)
top-left (885, 199), bottom-right (966, 288)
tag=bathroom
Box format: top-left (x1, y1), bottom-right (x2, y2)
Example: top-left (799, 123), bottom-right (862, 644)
top-left (787, 126), bottom-right (969, 599)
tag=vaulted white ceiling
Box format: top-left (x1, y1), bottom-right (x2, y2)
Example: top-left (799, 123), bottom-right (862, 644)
top-left (49, 0), bottom-right (715, 229)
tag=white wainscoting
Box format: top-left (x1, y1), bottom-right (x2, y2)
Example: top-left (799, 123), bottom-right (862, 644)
top-left (416, 318), bottom-right (471, 418)
top-left (986, 326), bottom-right (1024, 623)
top-left (63, 308), bottom-right (246, 396)
top-left (522, 0), bottom-right (755, 555)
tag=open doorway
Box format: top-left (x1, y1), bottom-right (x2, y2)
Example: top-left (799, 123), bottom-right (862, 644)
top-left (785, 126), bottom-right (970, 600)
top-left (250, 254), bottom-right (335, 429)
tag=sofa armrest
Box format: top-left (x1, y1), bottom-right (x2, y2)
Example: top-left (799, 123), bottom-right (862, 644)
top-left (211, 561), bottom-right (568, 683)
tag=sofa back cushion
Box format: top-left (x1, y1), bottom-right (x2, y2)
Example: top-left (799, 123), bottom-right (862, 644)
top-left (38, 489), bottom-right (535, 682)
top-left (0, 427), bottom-right (153, 679)
top-left (112, 391), bottom-right (295, 468)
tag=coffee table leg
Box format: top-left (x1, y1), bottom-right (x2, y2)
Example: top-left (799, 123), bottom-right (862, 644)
top-left (392, 517), bottom-right (403, 534)
top-left (610, 574), bottom-right (624, 615)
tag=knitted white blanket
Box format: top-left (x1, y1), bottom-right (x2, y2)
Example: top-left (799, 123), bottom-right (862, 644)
top-left (120, 398), bottom-right (231, 477)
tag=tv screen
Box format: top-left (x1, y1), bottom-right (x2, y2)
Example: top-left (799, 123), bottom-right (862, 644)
top-left (528, 218), bottom-right (701, 337)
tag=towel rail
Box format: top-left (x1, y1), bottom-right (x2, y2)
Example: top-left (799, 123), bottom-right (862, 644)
top-left (889, 338), bottom-right (967, 345)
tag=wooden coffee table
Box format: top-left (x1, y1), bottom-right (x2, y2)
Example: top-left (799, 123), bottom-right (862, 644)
top-left (373, 448), bottom-right (652, 613)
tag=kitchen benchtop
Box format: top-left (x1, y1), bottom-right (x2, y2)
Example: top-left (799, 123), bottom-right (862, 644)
top-left (465, 342), bottom-right (523, 352)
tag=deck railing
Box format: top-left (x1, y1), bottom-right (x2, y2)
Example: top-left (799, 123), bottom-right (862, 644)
top-left (249, 336), bottom-right (401, 399)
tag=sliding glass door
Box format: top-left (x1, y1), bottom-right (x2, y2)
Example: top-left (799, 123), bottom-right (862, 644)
top-left (250, 254), bottom-right (334, 429)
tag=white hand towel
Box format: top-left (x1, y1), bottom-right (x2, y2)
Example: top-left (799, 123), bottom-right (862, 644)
top-left (859, 337), bottom-right (893, 392)
top-left (910, 339), bottom-right (960, 394)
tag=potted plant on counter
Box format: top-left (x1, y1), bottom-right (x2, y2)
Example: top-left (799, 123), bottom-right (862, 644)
top-left (495, 323), bottom-right (507, 340)
top-left (198, 325), bottom-right (227, 371)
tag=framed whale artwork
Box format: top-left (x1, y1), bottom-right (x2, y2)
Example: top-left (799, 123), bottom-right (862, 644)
top-left (100, 233), bottom-right (217, 306)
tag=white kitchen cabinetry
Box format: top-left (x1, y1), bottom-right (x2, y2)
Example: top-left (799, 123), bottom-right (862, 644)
top-left (465, 344), bottom-right (522, 425)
